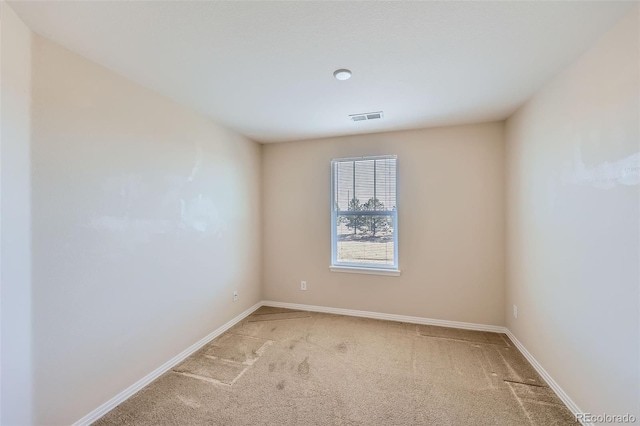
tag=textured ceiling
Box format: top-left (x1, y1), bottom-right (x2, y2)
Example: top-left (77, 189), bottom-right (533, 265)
top-left (10, 1), bottom-right (635, 143)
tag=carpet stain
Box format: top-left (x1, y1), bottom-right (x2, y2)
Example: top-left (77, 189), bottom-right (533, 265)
top-left (298, 357), bottom-right (310, 375)
top-left (276, 380), bottom-right (285, 390)
top-left (268, 363), bottom-right (276, 372)
top-left (504, 379), bottom-right (548, 388)
top-left (173, 355), bottom-right (246, 385)
top-left (176, 395), bottom-right (201, 409)
top-left (336, 342), bottom-right (348, 353)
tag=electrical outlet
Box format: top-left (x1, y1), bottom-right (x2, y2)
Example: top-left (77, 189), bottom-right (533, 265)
top-left (513, 304), bottom-right (518, 319)
top-left (301, 281), bottom-right (307, 291)
top-left (233, 291), bottom-right (238, 302)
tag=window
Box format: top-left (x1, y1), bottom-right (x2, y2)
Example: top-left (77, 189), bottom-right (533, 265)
top-left (331, 156), bottom-right (399, 274)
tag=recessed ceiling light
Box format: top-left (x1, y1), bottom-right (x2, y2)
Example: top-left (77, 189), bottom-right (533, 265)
top-left (333, 69), bottom-right (352, 81)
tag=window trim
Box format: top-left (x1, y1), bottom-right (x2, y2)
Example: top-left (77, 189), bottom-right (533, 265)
top-left (330, 155), bottom-right (399, 272)
top-left (329, 265), bottom-right (401, 276)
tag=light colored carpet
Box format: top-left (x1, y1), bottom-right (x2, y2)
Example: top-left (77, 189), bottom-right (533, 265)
top-left (94, 307), bottom-right (575, 425)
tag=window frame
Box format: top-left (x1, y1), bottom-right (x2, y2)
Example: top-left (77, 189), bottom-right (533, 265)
top-left (330, 155), bottom-right (399, 274)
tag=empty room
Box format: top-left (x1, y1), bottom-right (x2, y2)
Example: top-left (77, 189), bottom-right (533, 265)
top-left (1, 1), bottom-right (638, 425)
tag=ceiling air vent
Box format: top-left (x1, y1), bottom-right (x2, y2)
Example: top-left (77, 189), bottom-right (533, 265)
top-left (349, 111), bottom-right (384, 122)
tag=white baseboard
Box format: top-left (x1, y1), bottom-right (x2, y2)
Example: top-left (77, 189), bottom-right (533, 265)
top-left (261, 300), bottom-right (505, 333)
top-left (503, 329), bottom-right (588, 426)
top-left (72, 301), bottom-right (263, 426)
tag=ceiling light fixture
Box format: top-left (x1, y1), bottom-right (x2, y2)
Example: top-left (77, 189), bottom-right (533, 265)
top-left (333, 69), bottom-right (352, 81)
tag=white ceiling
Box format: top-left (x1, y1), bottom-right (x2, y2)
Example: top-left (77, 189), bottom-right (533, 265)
top-left (10, 1), bottom-right (634, 143)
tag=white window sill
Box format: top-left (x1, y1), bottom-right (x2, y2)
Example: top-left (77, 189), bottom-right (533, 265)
top-left (329, 266), bottom-right (401, 277)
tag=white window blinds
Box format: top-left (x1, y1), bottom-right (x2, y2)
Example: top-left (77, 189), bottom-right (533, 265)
top-left (331, 156), bottom-right (398, 269)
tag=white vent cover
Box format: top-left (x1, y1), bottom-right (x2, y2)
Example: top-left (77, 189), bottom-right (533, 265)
top-left (349, 111), bottom-right (384, 122)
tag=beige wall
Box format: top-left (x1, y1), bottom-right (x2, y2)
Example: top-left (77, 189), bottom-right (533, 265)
top-left (0, 3), bottom-right (33, 424)
top-left (505, 7), bottom-right (639, 419)
top-left (263, 123), bottom-right (505, 326)
top-left (30, 36), bottom-right (262, 424)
